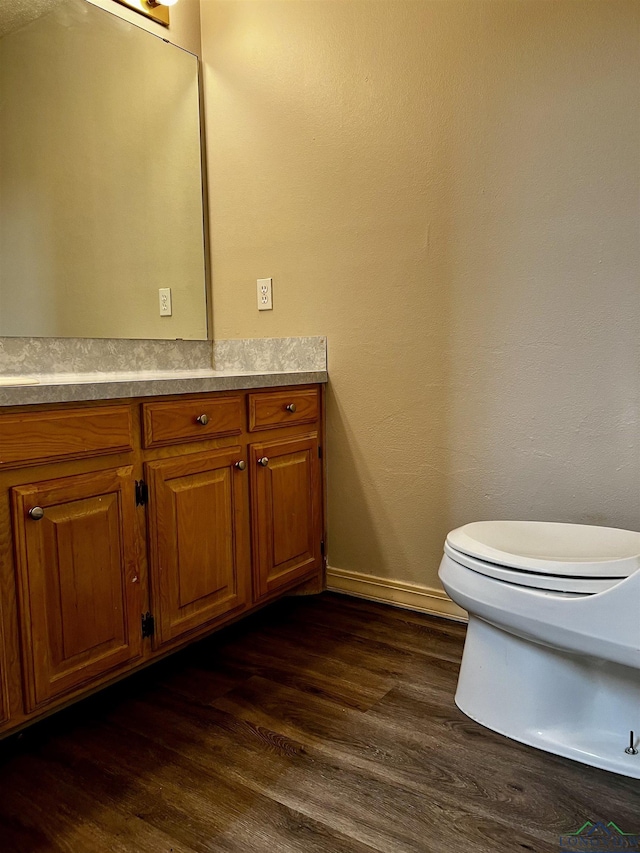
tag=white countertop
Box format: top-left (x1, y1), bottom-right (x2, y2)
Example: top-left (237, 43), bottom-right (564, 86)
top-left (0, 367), bottom-right (328, 407)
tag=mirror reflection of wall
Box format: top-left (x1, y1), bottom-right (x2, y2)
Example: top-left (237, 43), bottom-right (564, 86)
top-left (0, 0), bottom-right (208, 340)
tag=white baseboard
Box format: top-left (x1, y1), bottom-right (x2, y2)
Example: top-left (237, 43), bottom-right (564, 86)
top-left (326, 566), bottom-right (468, 623)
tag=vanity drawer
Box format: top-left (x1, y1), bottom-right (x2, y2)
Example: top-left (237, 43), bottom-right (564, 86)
top-left (0, 406), bottom-right (133, 467)
top-left (142, 395), bottom-right (243, 448)
top-left (248, 388), bottom-right (320, 432)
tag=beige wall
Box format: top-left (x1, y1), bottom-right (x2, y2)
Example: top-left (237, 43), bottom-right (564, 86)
top-left (201, 1), bottom-right (640, 589)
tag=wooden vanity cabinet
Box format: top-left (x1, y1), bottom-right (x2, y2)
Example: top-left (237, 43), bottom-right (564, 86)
top-left (0, 383), bottom-right (324, 735)
top-left (11, 467), bottom-right (143, 712)
top-left (0, 681), bottom-right (7, 727)
top-left (247, 386), bottom-right (323, 600)
top-left (250, 433), bottom-right (322, 600)
top-left (0, 519), bottom-right (11, 727)
top-left (145, 447), bottom-right (250, 649)
top-left (0, 628), bottom-right (9, 727)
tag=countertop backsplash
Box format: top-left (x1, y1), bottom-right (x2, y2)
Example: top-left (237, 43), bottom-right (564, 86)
top-left (0, 336), bottom-right (327, 377)
top-left (213, 337), bottom-right (326, 373)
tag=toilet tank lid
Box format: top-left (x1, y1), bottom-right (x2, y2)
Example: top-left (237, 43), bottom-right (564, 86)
top-left (446, 521), bottom-right (640, 578)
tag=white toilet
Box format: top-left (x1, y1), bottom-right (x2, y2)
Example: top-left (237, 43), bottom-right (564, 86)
top-left (438, 520), bottom-right (640, 778)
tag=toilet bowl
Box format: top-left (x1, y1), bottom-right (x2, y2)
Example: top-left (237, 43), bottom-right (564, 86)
top-left (438, 521), bottom-right (640, 778)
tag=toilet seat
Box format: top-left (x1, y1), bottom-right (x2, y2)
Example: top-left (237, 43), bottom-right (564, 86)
top-left (444, 541), bottom-right (620, 593)
top-left (447, 520), bottom-right (640, 577)
top-left (445, 520), bottom-right (640, 594)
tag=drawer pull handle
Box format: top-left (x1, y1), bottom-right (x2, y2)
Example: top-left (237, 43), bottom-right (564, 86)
top-left (196, 414), bottom-right (210, 426)
top-left (234, 460), bottom-right (246, 471)
top-left (285, 403), bottom-right (297, 413)
top-left (258, 457), bottom-right (269, 467)
top-left (28, 506), bottom-right (45, 521)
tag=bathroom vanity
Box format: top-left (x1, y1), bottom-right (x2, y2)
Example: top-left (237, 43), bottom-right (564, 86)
top-left (0, 378), bottom-right (325, 735)
top-left (0, 0), bottom-right (329, 737)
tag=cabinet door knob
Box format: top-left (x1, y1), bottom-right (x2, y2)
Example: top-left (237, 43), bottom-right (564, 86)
top-left (28, 506), bottom-right (45, 521)
top-left (285, 403), bottom-right (297, 413)
top-left (258, 457), bottom-right (269, 467)
top-left (196, 414), bottom-right (209, 426)
top-left (234, 460), bottom-right (246, 471)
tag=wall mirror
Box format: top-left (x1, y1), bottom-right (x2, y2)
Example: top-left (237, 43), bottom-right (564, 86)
top-left (0, 0), bottom-right (208, 340)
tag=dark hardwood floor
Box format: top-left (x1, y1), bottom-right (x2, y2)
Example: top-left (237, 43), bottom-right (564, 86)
top-left (0, 593), bottom-right (637, 852)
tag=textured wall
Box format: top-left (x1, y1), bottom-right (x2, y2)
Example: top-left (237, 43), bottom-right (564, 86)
top-left (201, 1), bottom-right (640, 588)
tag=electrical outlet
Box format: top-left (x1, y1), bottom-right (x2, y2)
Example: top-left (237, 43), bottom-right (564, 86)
top-left (159, 287), bottom-right (172, 317)
top-left (257, 278), bottom-right (273, 311)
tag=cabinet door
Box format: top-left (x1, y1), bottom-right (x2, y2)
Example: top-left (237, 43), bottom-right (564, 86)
top-left (0, 556), bottom-right (9, 725)
top-left (146, 447), bottom-right (250, 648)
top-left (251, 433), bottom-right (322, 600)
top-left (0, 671), bottom-right (7, 726)
top-left (11, 468), bottom-right (142, 712)
top-left (0, 621), bottom-right (9, 726)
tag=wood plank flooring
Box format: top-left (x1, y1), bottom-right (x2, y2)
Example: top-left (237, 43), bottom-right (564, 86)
top-left (0, 592), bottom-right (637, 852)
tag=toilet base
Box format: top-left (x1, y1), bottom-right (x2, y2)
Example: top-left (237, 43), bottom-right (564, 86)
top-left (456, 616), bottom-right (640, 779)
